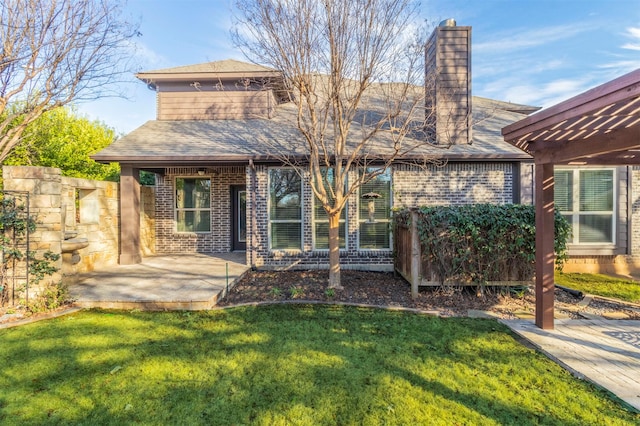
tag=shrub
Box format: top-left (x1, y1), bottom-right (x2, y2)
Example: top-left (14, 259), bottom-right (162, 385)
top-left (1, 195), bottom-right (61, 310)
top-left (395, 204), bottom-right (570, 286)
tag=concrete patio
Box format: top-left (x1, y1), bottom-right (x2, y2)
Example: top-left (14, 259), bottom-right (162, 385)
top-left (503, 319), bottom-right (640, 412)
top-left (69, 253), bottom-right (249, 310)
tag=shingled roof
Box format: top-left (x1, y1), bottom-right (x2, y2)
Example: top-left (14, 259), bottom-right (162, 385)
top-left (93, 95), bottom-right (535, 166)
top-left (136, 59), bottom-right (281, 82)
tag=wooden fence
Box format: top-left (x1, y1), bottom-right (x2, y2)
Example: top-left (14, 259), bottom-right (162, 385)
top-left (394, 210), bottom-right (533, 299)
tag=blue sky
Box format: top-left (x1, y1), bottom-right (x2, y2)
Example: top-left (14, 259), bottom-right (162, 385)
top-left (77, 0), bottom-right (640, 135)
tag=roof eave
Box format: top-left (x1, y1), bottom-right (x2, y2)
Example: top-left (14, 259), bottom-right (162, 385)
top-left (136, 71), bottom-right (282, 82)
top-left (92, 151), bottom-right (532, 166)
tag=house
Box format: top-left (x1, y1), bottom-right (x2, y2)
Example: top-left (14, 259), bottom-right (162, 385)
top-left (93, 22), bottom-right (544, 271)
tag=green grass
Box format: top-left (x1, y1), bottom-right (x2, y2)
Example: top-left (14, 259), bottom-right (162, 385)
top-left (556, 272), bottom-right (640, 303)
top-left (1, 306), bottom-right (638, 425)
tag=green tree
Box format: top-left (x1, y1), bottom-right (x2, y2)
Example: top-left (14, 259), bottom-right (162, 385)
top-left (0, 0), bottom-right (139, 161)
top-left (4, 107), bottom-right (120, 181)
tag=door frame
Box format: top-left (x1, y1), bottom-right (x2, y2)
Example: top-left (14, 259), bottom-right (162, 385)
top-left (231, 185), bottom-right (247, 251)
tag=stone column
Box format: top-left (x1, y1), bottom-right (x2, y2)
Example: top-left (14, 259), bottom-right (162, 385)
top-left (2, 166), bottom-right (63, 284)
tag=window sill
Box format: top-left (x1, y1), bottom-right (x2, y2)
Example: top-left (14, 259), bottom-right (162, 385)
top-left (174, 231), bottom-right (212, 235)
top-left (566, 245), bottom-right (622, 256)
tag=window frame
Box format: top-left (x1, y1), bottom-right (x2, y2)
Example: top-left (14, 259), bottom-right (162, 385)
top-left (311, 169), bottom-right (348, 251)
top-left (555, 167), bottom-right (617, 247)
top-left (268, 167), bottom-right (303, 251)
top-left (357, 168), bottom-right (393, 251)
top-left (174, 176), bottom-right (212, 234)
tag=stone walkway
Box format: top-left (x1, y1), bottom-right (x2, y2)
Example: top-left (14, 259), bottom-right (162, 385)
top-left (503, 319), bottom-right (640, 412)
top-left (69, 253), bottom-right (249, 310)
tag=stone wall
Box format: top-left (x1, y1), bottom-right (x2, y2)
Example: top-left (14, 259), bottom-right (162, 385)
top-left (3, 166), bottom-right (63, 287)
top-left (59, 175), bottom-right (119, 276)
top-left (2, 166), bottom-right (120, 284)
top-left (140, 185), bottom-right (156, 256)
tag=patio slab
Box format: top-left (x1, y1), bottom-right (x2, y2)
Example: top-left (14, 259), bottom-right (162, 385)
top-left (69, 253), bottom-right (249, 310)
top-left (502, 319), bottom-right (640, 412)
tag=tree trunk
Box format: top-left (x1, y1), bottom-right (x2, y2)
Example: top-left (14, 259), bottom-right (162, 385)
top-left (327, 212), bottom-right (343, 289)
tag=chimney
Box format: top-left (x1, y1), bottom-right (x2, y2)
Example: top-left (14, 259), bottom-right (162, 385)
top-left (425, 19), bottom-right (472, 145)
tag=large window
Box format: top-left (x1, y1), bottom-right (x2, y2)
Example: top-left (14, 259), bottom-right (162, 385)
top-left (269, 169), bottom-right (302, 250)
top-left (175, 178), bottom-right (211, 232)
top-left (555, 168), bottom-right (615, 244)
top-left (359, 168), bottom-right (392, 249)
top-left (313, 168), bottom-right (346, 250)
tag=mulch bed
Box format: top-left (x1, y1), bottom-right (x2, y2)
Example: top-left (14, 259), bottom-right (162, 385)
top-left (219, 269), bottom-right (640, 320)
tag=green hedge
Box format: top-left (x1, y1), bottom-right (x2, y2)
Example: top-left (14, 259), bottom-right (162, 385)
top-left (395, 204), bottom-right (571, 285)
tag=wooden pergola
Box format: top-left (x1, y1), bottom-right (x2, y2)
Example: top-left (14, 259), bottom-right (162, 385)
top-left (502, 68), bottom-right (640, 329)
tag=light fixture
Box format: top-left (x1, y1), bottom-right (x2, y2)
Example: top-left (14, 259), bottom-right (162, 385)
top-left (362, 192), bottom-right (382, 223)
top-left (197, 168), bottom-right (206, 176)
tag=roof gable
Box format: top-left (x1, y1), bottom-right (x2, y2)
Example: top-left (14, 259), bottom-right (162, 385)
top-left (137, 59), bottom-right (281, 82)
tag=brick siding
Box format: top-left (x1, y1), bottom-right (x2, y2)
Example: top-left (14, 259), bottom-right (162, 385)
top-left (154, 167), bottom-right (246, 253)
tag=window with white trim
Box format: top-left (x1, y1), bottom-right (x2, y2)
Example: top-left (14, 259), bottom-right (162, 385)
top-left (313, 168), bottom-right (346, 250)
top-left (269, 168), bottom-right (302, 250)
top-left (358, 168), bottom-right (392, 249)
top-left (175, 177), bottom-right (211, 232)
top-left (555, 168), bottom-right (615, 244)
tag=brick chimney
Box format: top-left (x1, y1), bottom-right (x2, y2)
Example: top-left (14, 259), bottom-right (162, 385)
top-left (425, 19), bottom-right (472, 145)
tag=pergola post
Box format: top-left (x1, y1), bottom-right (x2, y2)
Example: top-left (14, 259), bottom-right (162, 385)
top-left (119, 165), bottom-right (142, 265)
top-left (535, 162), bottom-right (555, 329)
top-left (503, 69), bottom-right (640, 330)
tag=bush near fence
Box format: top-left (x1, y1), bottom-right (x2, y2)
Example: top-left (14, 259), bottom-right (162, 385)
top-left (394, 204), bottom-right (571, 287)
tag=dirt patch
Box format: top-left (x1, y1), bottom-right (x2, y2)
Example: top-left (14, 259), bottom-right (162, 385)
top-left (219, 270), bottom-right (640, 320)
top-left (0, 304), bottom-right (79, 327)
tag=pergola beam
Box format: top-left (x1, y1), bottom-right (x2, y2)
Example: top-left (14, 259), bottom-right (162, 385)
top-left (530, 124), bottom-right (640, 164)
top-left (503, 69), bottom-right (640, 143)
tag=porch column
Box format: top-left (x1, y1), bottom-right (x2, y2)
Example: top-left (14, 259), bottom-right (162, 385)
top-left (535, 162), bottom-right (555, 329)
top-left (119, 165), bottom-right (142, 264)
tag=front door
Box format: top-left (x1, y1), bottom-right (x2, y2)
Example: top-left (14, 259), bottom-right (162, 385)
top-left (231, 185), bottom-right (247, 251)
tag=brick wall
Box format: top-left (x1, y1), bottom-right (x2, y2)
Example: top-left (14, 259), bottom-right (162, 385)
top-left (393, 162), bottom-right (514, 207)
top-left (244, 162), bottom-right (515, 271)
top-left (154, 167), bottom-right (246, 253)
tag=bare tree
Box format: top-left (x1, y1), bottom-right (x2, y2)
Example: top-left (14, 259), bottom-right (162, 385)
top-left (234, 0), bottom-right (450, 289)
top-left (0, 0), bottom-right (139, 161)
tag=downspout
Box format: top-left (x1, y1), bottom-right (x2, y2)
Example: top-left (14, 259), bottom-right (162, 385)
top-left (249, 159), bottom-right (257, 269)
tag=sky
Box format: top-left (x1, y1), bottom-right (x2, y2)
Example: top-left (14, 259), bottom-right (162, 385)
top-left (77, 0), bottom-right (640, 135)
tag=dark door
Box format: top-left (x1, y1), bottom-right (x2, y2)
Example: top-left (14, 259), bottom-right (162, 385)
top-left (231, 185), bottom-right (247, 251)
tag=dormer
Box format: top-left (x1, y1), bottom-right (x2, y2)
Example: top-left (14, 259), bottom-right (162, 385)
top-left (136, 59), bottom-right (284, 120)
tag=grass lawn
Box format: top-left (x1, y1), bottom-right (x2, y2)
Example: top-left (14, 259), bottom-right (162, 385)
top-left (556, 272), bottom-right (640, 303)
top-left (1, 306), bottom-right (638, 425)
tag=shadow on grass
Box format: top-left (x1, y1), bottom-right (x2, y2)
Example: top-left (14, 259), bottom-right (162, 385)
top-left (0, 305), bottom-right (637, 425)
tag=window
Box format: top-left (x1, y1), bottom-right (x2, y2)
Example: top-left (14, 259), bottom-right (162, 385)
top-left (269, 169), bottom-right (302, 250)
top-left (175, 178), bottom-right (211, 232)
top-left (313, 168), bottom-right (346, 250)
top-left (555, 168), bottom-right (615, 244)
top-left (359, 168), bottom-right (392, 249)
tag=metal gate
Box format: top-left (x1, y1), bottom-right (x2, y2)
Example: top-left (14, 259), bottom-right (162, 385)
top-left (1, 190), bottom-right (31, 307)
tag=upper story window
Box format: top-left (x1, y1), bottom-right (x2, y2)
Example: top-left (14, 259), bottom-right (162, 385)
top-left (358, 168), bottom-right (392, 249)
top-left (555, 168), bottom-right (615, 245)
top-left (313, 168), bottom-right (347, 250)
top-left (269, 168), bottom-right (302, 250)
top-left (175, 177), bottom-right (211, 232)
